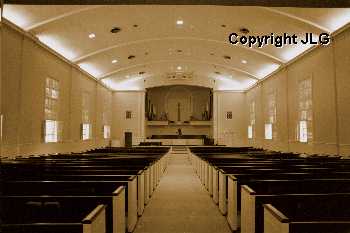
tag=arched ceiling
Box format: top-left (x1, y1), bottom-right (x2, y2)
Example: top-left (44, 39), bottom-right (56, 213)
top-left (3, 5), bottom-right (350, 90)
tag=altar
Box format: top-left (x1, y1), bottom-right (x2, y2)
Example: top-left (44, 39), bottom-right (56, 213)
top-left (144, 135), bottom-right (206, 146)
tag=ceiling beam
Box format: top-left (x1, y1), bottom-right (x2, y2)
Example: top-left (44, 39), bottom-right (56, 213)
top-left (73, 37), bottom-right (284, 64)
top-left (4, 0), bottom-right (350, 8)
top-left (25, 6), bottom-right (101, 31)
top-left (98, 59), bottom-right (260, 81)
top-left (262, 7), bottom-right (332, 33)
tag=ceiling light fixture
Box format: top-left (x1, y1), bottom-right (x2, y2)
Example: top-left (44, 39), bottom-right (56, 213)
top-left (176, 20), bottom-right (184, 25)
top-left (128, 55), bottom-right (136, 60)
top-left (88, 33), bottom-right (96, 39)
top-left (111, 27), bottom-right (121, 33)
top-left (112, 59), bottom-right (118, 64)
top-left (241, 59), bottom-right (247, 64)
top-left (239, 27), bottom-right (250, 34)
top-left (223, 55), bottom-right (231, 60)
top-left (177, 66), bottom-right (182, 70)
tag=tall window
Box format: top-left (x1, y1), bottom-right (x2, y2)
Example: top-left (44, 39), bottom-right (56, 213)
top-left (81, 91), bottom-right (92, 140)
top-left (102, 96), bottom-right (111, 139)
top-left (248, 101), bottom-right (255, 139)
top-left (103, 125), bottom-right (111, 139)
top-left (297, 78), bottom-right (313, 143)
top-left (44, 77), bottom-right (62, 143)
top-left (265, 90), bottom-right (276, 140)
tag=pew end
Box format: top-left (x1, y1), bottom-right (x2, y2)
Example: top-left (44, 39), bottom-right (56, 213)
top-left (241, 185), bottom-right (256, 233)
top-left (113, 186), bottom-right (126, 233)
top-left (263, 204), bottom-right (289, 233)
top-left (127, 176), bottom-right (138, 233)
top-left (227, 175), bottom-right (238, 231)
top-left (137, 170), bottom-right (145, 216)
top-left (218, 169), bottom-right (227, 215)
top-left (83, 204), bottom-right (107, 233)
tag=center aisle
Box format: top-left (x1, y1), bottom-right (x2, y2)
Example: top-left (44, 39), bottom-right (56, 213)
top-left (134, 151), bottom-right (232, 233)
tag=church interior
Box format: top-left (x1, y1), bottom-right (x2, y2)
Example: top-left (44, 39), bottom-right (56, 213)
top-left (1, 1), bottom-right (350, 233)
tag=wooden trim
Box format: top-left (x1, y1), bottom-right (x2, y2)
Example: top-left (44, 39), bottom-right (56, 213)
top-left (5, 0), bottom-right (350, 7)
top-left (82, 204), bottom-right (106, 224)
top-left (128, 175), bottom-right (136, 181)
top-left (242, 184), bottom-right (257, 195)
top-left (137, 169), bottom-right (144, 176)
top-left (263, 204), bottom-right (289, 223)
top-left (112, 185), bottom-right (126, 196)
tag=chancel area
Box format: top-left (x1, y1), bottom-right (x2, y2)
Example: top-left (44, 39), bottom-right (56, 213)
top-left (145, 85), bottom-right (213, 145)
top-left (2, 1), bottom-right (350, 233)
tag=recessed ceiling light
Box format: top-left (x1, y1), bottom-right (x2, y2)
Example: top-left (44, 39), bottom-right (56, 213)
top-left (112, 59), bottom-right (118, 64)
top-left (239, 27), bottom-right (250, 34)
top-left (177, 66), bottom-right (182, 70)
top-left (176, 20), bottom-right (184, 25)
top-left (210, 52), bottom-right (215, 56)
top-left (176, 49), bottom-right (183, 53)
top-left (241, 59), bottom-right (247, 64)
top-left (110, 27), bottom-right (121, 33)
top-left (214, 71), bottom-right (221, 75)
top-left (223, 55), bottom-right (231, 60)
top-left (221, 24), bottom-right (226, 28)
top-left (88, 33), bottom-right (96, 39)
top-left (139, 71), bottom-right (145, 75)
top-left (128, 55), bottom-right (136, 60)
top-left (133, 24), bottom-right (138, 28)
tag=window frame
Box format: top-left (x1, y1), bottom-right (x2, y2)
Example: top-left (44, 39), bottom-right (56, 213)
top-left (103, 125), bottom-right (111, 139)
top-left (264, 123), bottom-right (273, 140)
top-left (43, 77), bottom-right (62, 143)
top-left (81, 123), bottom-right (92, 141)
top-left (296, 77), bottom-right (313, 143)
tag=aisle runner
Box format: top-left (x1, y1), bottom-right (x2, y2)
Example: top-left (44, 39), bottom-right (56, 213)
top-left (133, 151), bottom-right (231, 233)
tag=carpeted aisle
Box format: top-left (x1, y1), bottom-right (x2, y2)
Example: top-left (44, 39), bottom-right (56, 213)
top-left (133, 151), bottom-right (232, 233)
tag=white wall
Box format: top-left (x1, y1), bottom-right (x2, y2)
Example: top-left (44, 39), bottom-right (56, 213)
top-left (213, 91), bottom-right (247, 147)
top-left (334, 28), bottom-right (350, 155)
top-left (1, 24), bottom-right (112, 158)
top-left (111, 91), bottom-right (145, 146)
top-left (0, 12), bottom-right (3, 156)
top-left (247, 26), bottom-right (350, 156)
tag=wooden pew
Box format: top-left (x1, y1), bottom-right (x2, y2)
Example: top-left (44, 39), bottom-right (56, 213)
top-left (0, 148), bottom-right (170, 232)
top-left (263, 195), bottom-right (350, 233)
top-left (1, 192), bottom-right (125, 233)
top-left (219, 168), bottom-right (350, 216)
top-left (2, 180), bottom-right (135, 233)
top-left (1, 201), bottom-right (106, 233)
top-left (2, 153), bottom-right (170, 212)
top-left (241, 180), bottom-right (350, 233)
top-left (2, 170), bottom-right (146, 217)
top-left (227, 174), bottom-right (350, 231)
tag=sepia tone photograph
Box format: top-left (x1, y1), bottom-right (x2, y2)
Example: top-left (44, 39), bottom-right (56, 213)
top-left (1, 1), bottom-right (350, 233)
